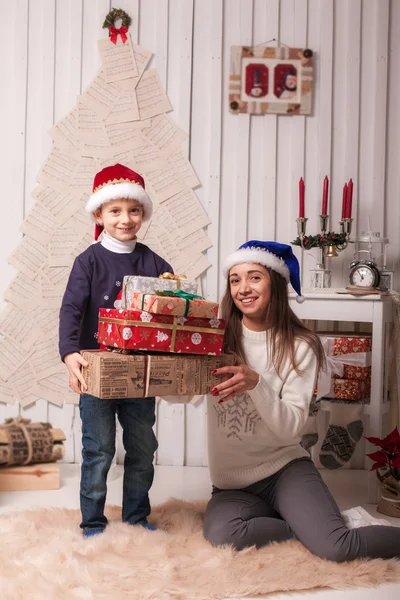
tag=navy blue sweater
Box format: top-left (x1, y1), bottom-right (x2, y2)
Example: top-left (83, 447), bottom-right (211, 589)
top-left (59, 242), bottom-right (172, 360)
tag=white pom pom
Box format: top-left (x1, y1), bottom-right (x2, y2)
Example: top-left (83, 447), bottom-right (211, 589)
top-left (296, 294), bottom-right (306, 304)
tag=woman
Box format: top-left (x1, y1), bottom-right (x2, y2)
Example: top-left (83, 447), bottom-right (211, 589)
top-left (204, 240), bottom-right (400, 562)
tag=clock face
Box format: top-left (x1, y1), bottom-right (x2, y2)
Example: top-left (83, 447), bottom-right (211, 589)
top-left (349, 264), bottom-right (379, 287)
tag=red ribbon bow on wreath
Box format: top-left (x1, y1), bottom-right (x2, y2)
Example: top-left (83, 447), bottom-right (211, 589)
top-left (109, 26), bottom-right (128, 44)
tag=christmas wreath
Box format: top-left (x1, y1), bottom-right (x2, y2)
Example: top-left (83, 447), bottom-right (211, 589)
top-left (103, 8), bottom-right (131, 44)
top-left (103, 8), bottom-right (132, 30)
top-left (292, 231), bottom-right (347, 249)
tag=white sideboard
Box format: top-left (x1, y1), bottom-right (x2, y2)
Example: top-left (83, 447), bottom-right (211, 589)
top-left (289, 290), bottom-right (393, 503)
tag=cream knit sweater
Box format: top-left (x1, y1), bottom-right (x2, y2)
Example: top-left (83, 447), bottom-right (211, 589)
top-left (207, 324), bottom-right (318, 489)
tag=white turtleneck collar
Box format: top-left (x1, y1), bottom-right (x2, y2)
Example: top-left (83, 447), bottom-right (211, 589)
top-left (101, 232), bottom-right (137, 254)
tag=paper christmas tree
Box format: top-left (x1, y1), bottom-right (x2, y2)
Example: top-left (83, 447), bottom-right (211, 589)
top-left (0, 21), bottom-right (211, 408)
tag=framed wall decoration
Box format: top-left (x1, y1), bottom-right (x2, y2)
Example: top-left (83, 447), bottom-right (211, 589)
top-left (229, 44), bottom-right (313, 116)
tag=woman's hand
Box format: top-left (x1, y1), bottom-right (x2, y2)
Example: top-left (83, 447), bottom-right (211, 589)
top-left (211, 354), bottom-right (259, 403)
top-left (64, 352), bottom-right (89, 394)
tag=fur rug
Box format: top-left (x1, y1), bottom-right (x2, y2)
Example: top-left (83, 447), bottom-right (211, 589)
top-left (0, 499), bottom-right (399, 600)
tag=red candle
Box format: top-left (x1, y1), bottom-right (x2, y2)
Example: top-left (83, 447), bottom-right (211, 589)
top-left (341, 183), bottom-right (348, 219)
top-left (321, 176), bottom-right (329, 215)
top-left (299, 177), bottom-right (305, 218)
top-left (347, 179), bottom-right (353, 218)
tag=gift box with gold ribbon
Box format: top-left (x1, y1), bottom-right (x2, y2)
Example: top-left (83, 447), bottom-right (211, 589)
top-left (122, 273), bottom-right (198, 308)
top-left (98, 308), bottom-right (225, 355)
top-left (129, 290), bottom-right (219, 319)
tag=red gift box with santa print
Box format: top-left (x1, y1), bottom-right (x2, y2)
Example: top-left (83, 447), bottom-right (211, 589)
top-left (98, 308), bottom-right (225, 355)
top-left (319, 333), bottom-right (372, 381)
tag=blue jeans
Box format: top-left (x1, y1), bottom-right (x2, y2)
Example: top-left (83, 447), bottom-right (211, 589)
top-left (79, 393), bottom-right (158, 534)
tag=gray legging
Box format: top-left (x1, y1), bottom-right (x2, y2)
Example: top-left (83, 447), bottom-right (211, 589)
top-left (203, 458), bottom-right (400, 562)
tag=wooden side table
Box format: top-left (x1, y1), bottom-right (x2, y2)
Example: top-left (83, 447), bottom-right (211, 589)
top-left (289, 290), bottom-right (393, 503)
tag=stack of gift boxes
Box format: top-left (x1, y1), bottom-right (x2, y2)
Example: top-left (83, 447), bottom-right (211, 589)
top-left (82, 274), bottom-right (234, 399)
top-left (315, 333), bottom-right (372, 401)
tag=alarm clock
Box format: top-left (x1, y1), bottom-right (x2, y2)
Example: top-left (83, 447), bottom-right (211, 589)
top-left (349, 260), bottom-right (380, 288)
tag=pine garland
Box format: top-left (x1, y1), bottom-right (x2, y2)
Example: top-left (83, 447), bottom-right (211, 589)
top-left (103, 8), bottom-right (132, 30)
top-left (292, 231), bottom-right (347, 249)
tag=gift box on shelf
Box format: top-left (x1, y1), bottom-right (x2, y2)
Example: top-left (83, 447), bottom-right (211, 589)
top-left (98, 308), bottom-right (225, 355)
top-left (129, 290), bottom-right (219, 319)
top-left (82, 350), bottom-right (235, 399)
top-left (315, 333), bottom-right (372, 399)
top-left (327, 378), bottom-right (371, 401)
top-left (122, 274), bottom-right (198, 308)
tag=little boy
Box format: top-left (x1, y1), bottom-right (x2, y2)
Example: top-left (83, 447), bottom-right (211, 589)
top-left (59, 164), bottom-right (172, 537)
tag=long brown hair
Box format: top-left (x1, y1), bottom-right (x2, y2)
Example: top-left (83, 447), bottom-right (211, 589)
top-left (221, 268), bottom-right (325, 378)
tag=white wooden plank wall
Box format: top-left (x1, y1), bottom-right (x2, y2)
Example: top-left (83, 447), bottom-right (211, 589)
top-left (0, 0), bottom-right (399, 466)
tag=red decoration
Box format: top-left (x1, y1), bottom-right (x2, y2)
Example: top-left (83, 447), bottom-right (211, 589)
top-left (347, 178), bottom-right (353, 218)
top-left (245, 64), bottom-right (269, 98)
top-left (98, 308), bottom-right (225, 355)
top-left (365, 428), bottom-right (400, 478)
top-left (341, 183), bottom-right (348, 219)
top-left (321, 176), bottom-right (329, 215)
top-left (109, 26), bottom-right (128, 44)
top-left (273, 64), bottom-right (297, 99)
top-left (299, 177), bottom-right (305, 218)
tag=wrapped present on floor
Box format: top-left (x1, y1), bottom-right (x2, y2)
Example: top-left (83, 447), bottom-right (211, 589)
top-left (326, 378), bottom-right (371, 401)
top-left (0, 417), bottom-right (65, 467)
top-left (82, 350), bottom-right (235, 399)
top-left (98, 308), bottom-right (225, 355)
top-left (315, 333), bottom-right (372, 399)
top-left (122, 273), bottom-right (198, 308)
top-left (129, 290), bottom-right (219, 319)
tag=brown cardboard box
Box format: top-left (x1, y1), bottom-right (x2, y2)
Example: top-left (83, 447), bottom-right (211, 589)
top-left (0, 463), bottom-right (60, 491)
top-left (82, 351), bottom-right (235, 399)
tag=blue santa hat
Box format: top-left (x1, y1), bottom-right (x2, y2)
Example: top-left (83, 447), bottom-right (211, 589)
top-left (223, 240), bottom-right (305, 303)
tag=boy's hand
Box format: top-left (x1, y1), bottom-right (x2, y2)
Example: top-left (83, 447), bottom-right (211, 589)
top-left (64, 352), bottom-right (89, 394)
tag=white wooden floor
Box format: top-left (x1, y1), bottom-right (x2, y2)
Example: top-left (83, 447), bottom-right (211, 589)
top-left (0, 465), bottom-right (399, 600)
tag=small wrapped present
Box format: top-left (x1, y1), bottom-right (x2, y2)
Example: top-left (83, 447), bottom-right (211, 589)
top-left (328, 378), bottom-right (371, 401)
top-left (82, 350), bottom-right (235, 399)
top-left (129, 290), bottom-right (219, 319)
top-left (0, 417), bottom-right (65, 467)
top-left (122, 273), bottom-right (198, 308)
top-left (98, 308), bottom-right (225, 355)
top-left (316, 333), bottom-right (372, 398)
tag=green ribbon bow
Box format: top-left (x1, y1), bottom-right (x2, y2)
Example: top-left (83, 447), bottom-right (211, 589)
top-left (143, 289), bottom-right (203, 316)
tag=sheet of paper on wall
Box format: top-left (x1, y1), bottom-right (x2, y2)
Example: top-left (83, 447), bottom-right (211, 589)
top-left (143, 221), bottom-right (181, 267)
top-left (65, 387), bottom-right (79, 405)
top-left (73, 231), bottom-right (95, 256)
top-left (48, 227), bottom-right (80, 267)
top-left (0, 378), bottom-right (16, 404)
top-left (69, 157), bottom-right (99, 193)
top-left (175, 253), bottom-right (211, 281)
top-left (163, 190), bottom-right (211, 237)
top-left (80, 71), bottom-right (120, 119)
top-left (33, 371), bottom-right (70, 407)
top-left (30, 307), bottom-right (59, 339)
top-left (32, 186), bottom-right (80, 226)
top-left (132, 139), bottom-right (169, 173)
top-left (4, 273), bottom-right (41, 312)
top-left (144, 114), bottom-right (187, 157)
top-left (9, 236), bottom-right (47, 281)
top-left (168, 147), bottom-right (200, 189)
top-left (145, 166), bottom-right (187, 203)
top-left (105, 121), bottom-right (144, 152)
top-left (179, 229), bottom-right (212, 256)
top-left (65, 211), bottom-right (93, 236)
top-left (98, 35), bottom-right (138, 83)
top-left (8, 363), bottom-right (41, 408)
top-left (20, 201), bottom-right (60, 246)
top-left (118, 44), bottom-right (152, 89)
top-left (30, 338), bottom-right (63, 382)
top-left (40, 276), bottom-right (67, 309)
top-left (105, 83), bottom-right (140, 124)
top-left (49, 109), bottom-right (82, 156)
top-left (153, 204), bottom-right (182, 246)
top-left (0, 305), bottom-right (41, 352)
top-left (136, 69), bottom-right (172, 120)
top-left (37, 148), bottom-right (79, 192)
top-left (0, 338), bottom-right (34, 382)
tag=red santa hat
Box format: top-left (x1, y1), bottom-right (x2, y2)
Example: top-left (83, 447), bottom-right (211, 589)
top-left (86, 164), bottom-right (152, 240)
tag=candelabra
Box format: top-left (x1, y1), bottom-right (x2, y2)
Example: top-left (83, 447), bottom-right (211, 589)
top-left (296, 215), bottom-right (353, 288)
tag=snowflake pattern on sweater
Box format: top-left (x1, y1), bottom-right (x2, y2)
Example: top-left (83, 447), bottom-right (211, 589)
top-left (214, 393), bottom-right (261, 441)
